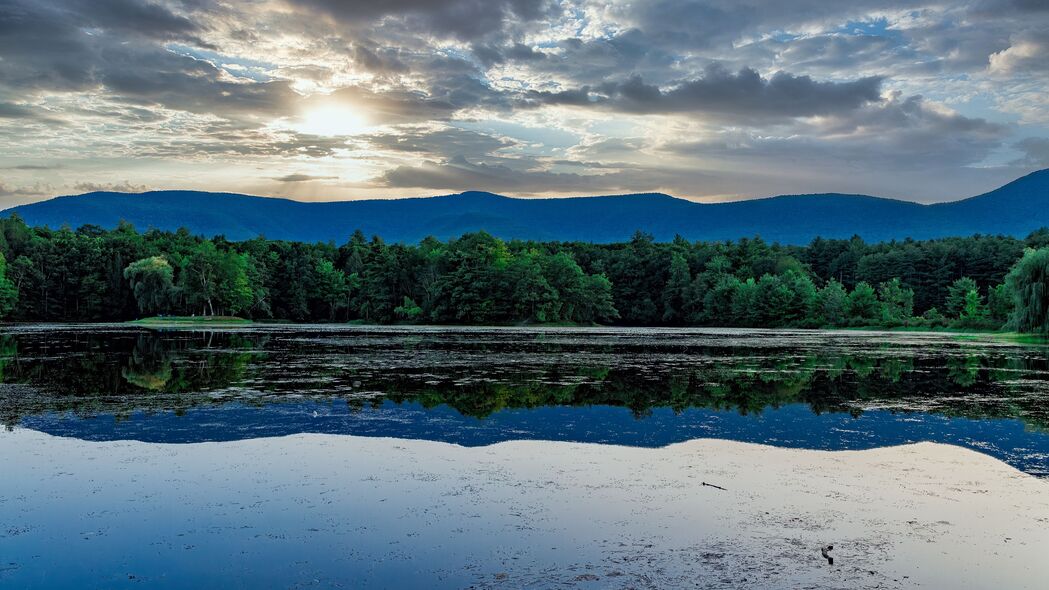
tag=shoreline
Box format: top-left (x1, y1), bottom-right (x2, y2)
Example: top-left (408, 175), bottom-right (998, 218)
top-left (0, 318), bottom-right (1038, 335)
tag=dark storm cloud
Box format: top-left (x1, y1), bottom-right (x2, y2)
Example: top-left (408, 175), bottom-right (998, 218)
top-left (101, 48), bottom-right (298, 118)
top-left (0, 0), bottom-right (208, 90)
top-left (760, 34), bottom-right (924, 74)
top-left (377, 155), bottom-right (662, 194)
top-left (526, 66), bottom-right (883, 120)
top-left (362, 126), bottom-right (654, 194)
top-left (501, 30), bottom-right (677, 87)
top-left (66, 0), bottom-right (200, 38)
top-left (2, 164), bottom-right (63, 171)
top-left (611, 0), bottom-right (930, 50)
top-left (351, 44), bottom-right (410, 74)
top-left (973, 0), bottom-right (1049, 14)
top-left (665, 94), bottom-right (1008, 170)
top-left (471, 42), bottom-right (547, 67)
top-left (820, 94), bottom-right (1006, 140)
top-left (0, 0), bottom-right (294, 120)
top-left (362, 126), bottom-right (514, 156)
top-left (284, 0), bottom-right (553, 40)
top-left (1014, 137), bottom-right (1049, 167)
top-left (488, 0), bottom-right (1047, 87)
top-left (0, 102), bottom-right (57, 121)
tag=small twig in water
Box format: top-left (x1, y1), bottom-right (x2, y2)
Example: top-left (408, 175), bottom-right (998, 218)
top-left (821, 545), bottom-right (834, 566)
top-left (701, 481), bottom-right (727, 491)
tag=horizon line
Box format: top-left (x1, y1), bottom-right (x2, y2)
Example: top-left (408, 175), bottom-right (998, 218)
top-left (12, 166), bottom-right (1046, 212)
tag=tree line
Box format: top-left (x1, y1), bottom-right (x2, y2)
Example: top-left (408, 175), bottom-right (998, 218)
top-left (0, 214), bottom-right (1045, 333)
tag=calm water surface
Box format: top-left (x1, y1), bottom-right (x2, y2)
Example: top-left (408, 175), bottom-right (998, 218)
top-left (1, 325), bottom-right (1048, 588)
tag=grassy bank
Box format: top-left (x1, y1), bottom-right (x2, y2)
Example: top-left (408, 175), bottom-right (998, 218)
top-left (844, 324), bottom-right (1048, 344)
top-left (128, 316), bottom-right (253, 326)
top-left (119, 317), bottom-right (1049, 343)
top-left (949, 331), bottom-right (1049, 345)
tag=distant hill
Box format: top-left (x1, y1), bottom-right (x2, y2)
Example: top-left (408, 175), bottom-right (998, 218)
top-left (4, 169), bottom-right (1048, 245)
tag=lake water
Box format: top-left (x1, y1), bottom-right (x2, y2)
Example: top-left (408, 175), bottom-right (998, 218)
top-left (1, 325), bottom-right (1048, 588)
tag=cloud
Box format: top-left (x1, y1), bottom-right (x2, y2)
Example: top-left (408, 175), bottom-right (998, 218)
top-left (988, 32), bottom-right (1049, 76)
top-left (0, 181), bottom-right (57, 206)
top-left (0, 0), bottom-right (295, 124)
top-left (472, 42), bottom-right (548, 67)
top-left (351, 44), bottom-right (409, 74)
top-left (1013, 137), bottom-right (1049, 167)
top-left (0, 102), bottom-right (40, 119)
top-left (524, 66), bottom-right (884, 121)
top-left (120, 123), bottom-right (354, 159)
top-left (666, 93), bottom-right (1008, 170)
top-left (376, 155), bottom-right (648, 193)
top-left (73, 180), bottom-right (149, 193)
top-left (272, 173), bottom-right (339, 182)
top-left (0, 102), bottom-right (63, 123)
top-left (0, 0), bottom-right (205, 92)
top-left (603, 0), bottom-right (933, 53)
top-left (362, 126), bottom-right (514, 156)
top-left (0, 0), bottom-right (1046, 204)
top-left (283, 0), bottom-right (554, 41)
top-left (316, 86), bottom-right (460, 126)
top-left (0, 182), bottom-right (52, 198)
top-left (5, 164), bottom-right (62, 171)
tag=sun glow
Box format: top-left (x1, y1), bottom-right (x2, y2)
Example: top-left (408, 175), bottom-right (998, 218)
top-left (294, 104), bottom-right (371, 136)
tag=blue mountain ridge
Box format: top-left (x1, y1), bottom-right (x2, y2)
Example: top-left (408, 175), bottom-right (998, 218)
top-left (4, 169), bottom-right (1047, 245)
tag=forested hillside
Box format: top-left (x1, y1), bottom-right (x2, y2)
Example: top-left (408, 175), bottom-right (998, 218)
top-left (0, 214), bottom-right (1046, 332)
top-left (5, 169), bottom-right (1049, 245)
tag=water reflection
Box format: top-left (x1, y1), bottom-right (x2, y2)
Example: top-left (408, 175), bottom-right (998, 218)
top-left (1, 325), bottom-right (1048, 474)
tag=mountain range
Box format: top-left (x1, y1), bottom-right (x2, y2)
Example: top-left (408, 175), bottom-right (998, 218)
top-left (3, 169), bottom-right (1048, 245)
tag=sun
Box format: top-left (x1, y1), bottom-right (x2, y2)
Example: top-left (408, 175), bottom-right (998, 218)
top-left (293, 103), bottom-right (370, 137)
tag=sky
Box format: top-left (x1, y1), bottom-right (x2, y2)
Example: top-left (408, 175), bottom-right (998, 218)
top-left (1, 0), bottom-right (1048, 206)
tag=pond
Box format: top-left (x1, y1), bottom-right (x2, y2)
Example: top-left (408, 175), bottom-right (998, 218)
top-left (1, 325), bottom-right (1047, 588)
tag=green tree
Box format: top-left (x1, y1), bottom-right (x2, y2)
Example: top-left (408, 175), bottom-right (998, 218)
top-left (878, 278), bottom-right (914, 325)
top-left (541, 251), bottom-right (589, 322)
top-left (946, 277), bottom-right (978, 318)
top-left (1004, 248), bottom-right (1049, 333)
top-left (214, 251), bottom-right (254, 316)
top-left (180, 242), bottom-right (222, 316)
top-left (817, 279), bottom-right (849, 326)
top-left (180, 242), bottom-right (254, 316)
top-left (581, 273), bottom-right (619, 324)
top-left (123, 256), bottom-right (175, 315)
top-left (432, 232), bottom-right (511, 323)
top-left (848, 281), bottom-right (880, 324)
top-left (662, 252), bottom-right (692, 324)
top-left (508, 251), bottom-right (557, 322)
top-left (314, 259), bottom-right (349, 321)
top-left (987, 284), bottom-right (1013, 325)
top-left (0, 253), bottom-right (18, 318)
top-left (754, 274), bottom-right (794, 327)
top-left (922, 306), bottom-right (946, 327)
top-left (394, 296), bottom-right (423, 322)
top-left (780, 270), bottom-right (818, 326)
top-left (703, 275), bottom-right (741, 325)
top-left (731, 277), bottom-right (760, 327)
top-left (958, 289), bottom-right (989, 326)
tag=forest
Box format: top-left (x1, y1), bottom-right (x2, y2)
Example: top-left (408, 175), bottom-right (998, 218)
top-left (0, 214), bottom-right (1046, 333)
